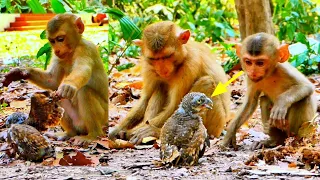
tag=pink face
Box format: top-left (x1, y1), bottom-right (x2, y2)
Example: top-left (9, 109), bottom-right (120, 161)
top-left (241, 54), bottom-right (270, 82)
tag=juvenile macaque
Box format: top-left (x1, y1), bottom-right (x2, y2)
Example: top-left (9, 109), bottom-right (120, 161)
top-left (109, 21), bottom-right (230, 144)
top-left (222, 32), bottom-right (317, 149)
top-left (2, 14), bottom-right (109, 145)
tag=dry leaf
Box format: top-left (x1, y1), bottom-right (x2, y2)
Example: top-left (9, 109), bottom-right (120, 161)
top-left (127, 81), bottom-right (143, 89)
top-left (298, 121), bottom-right (317, 138)
top-left (96, 139), bottom-right (134, 149)
top-left (10, 100), bottom-right (28, 109)
top-left (142, 136), bottom-right (157, 144)
top-left (58, 151), bottom-right (94, 166)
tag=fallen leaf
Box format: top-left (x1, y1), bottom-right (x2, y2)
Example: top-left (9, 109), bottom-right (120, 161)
top-left (127, 81), bottom-right (143, 89)
top-left (96, 139), bottom-right (134, 149)
top-left (142, 136), bottom-right (157, 144)
top-left (58, 151), bottom-right (94, 166)
top-left (10, 100), bottom-right (28, 109)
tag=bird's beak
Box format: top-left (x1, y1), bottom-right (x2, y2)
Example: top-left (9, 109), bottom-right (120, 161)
top-left (204, 97), bottom-right (213, 109)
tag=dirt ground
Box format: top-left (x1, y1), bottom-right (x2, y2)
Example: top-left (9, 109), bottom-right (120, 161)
top-left (1, 67), bottom-right (320, 180)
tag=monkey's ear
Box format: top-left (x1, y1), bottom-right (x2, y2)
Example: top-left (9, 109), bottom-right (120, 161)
top-left (178, 30), bottom-right (190, 44)
top-left (235, 43), bottom-right (242, 57)
top-left (133, 39), bottom-right (143, 47)
top-left (278, 44), bottom-right (290, 63)
top-left (75, 17), bottom-right (85, 34)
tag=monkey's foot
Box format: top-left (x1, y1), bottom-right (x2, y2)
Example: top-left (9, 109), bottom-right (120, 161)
top-left (250, 139), bottom-right (277, 150)
top-left (44, 131), bottom-right (70, 141)
top-left (129, 125), bottom-right (160, 145)
top-left (69, 135), bottom-right (95, 146)
top-left (220, 135), bottom-right (238, 150)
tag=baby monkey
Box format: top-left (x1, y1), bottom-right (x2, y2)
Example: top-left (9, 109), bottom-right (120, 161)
top-left (222, 32), bottom-right (317, 150)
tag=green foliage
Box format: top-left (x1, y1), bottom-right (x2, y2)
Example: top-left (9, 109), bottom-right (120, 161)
top-left (289, 33), bottom-right (320, 75)
top-left (36, 42), bottom-right (52, 70)
top-left (1, 0), bottom-right (31, 13)
top-left (274, 0), bottom-right (320, 41)
top-left (116, 0), bottom-right (238, 43)
top-left (116, 63), bottom-right (135, 71)
top-left (51, 0), bottom-right (66, 13)
top-left (26, 0), bottom-right (46, 13)
top-left (220, 42), bottom-right (240, 73)
top-left (0, 102), bottom-right (8, 113)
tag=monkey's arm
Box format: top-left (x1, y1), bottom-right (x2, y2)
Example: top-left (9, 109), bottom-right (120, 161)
top-left (270, 84), bottom-right (314, 122)
top-left (129, 81), bottom-right (188, 144)
top-left (57, 57), bottom-right (93, 99)
top-left (109, 81), bottom-right (157, 139)
top-left (222, 88), bottom-right (261, 148)
top-left (27, 59), bottom-right (64, 90)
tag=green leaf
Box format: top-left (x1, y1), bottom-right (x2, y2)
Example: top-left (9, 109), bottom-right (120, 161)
top-left (104, 8), bottom-right (125, 20)
top-left (116, 63), bottom-right (135, 71)
top-left (51, 0), bottom-right (66, 13)
top-left (36, 42), bottom-right (51, 59)
top-left (295, 33), bottom-right (308, 44)
top-left (119, 16), bottom-right (142, 41)
top-left (40, 30), bottom-right (46, 39)
top-left (226, 28), bottom-right (235, 37)
top-left (286, 24), bottom-right (295, 40)
top-left (26, 0), bottom-right (46, 13)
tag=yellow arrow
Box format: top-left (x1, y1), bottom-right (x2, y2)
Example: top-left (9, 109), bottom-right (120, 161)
top-left (211, 71), bottom-right (244, 97)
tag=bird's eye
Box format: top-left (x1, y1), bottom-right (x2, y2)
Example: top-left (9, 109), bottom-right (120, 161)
top-left (197, 99), bottom-right (203, 104)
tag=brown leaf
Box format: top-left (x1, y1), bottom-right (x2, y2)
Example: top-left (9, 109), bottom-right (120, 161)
top-left (58, 151), bottom-right (94, 166)
top-left (96, 139), bottom-right (134, 149)
top-left (10, 100), bottom-right (28, 109)
top-left (127, 81), bottom-right (143, 89)
top-left (288, 162), bottom-right (297, 168)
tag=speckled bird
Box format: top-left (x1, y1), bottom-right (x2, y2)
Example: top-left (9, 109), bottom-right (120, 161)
top-left (160, 92), bottom-right (212, 166)
top-left (7, 124), bottom-right (54, 161)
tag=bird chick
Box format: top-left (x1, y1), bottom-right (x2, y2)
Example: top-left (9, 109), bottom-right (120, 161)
top-left (160, 92), bottom-right (212, 166)
top-left (7, 124), bottom-right (54, 161)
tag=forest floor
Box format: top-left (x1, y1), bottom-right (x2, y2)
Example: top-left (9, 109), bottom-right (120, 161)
top-left (1, 28), bottom-right (320, 179)
top-left (1, 61), bottom-right (320, 179)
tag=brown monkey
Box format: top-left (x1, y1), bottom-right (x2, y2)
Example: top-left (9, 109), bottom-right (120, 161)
top-left (109, 21), bottom-right (230, 144)
top-left (2, 14), bottom-right (109, 145)
top-left (222, 32), bottom-right (317, 149)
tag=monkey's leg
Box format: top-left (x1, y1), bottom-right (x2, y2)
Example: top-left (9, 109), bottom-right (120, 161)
top-left (190, 76), bottom-right (230, 137)
top-left (70, 86), bottom-right (108, 145)
top-left (251, 96), bottom-right (286, 150)
top-left (287, 95), bottom-right (317, 135)
top-left (128, 88), bottom-right (167, 142)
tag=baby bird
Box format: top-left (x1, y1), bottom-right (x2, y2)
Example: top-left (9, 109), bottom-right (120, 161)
top-left (160, 92), bottom-right (212, 166)
top-left (7, 124), bottom-right (54, 161)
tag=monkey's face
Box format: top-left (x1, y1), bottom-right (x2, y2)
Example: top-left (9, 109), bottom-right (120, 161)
top-left (48, 33), bottom-right (74, 59)
top-left (144, 48), bottom-right (176, 79)
top-left (241, 54), bottom-right (271, 82)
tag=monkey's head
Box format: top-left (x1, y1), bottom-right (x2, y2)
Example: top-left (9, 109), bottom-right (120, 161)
top-left (46, 14), bottom-right (85, 59)
top-left (133, 21), bottom-right (191, 79)
top-left (179, 92), bottom-right (213, 114)
top-left (236, 32), bottom-right (290, 82)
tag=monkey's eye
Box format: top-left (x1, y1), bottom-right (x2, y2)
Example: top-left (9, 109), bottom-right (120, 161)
top-left (256, 61), bottom-right (264, 67)
top-left (49, 39), bottom-right (55, 44)
top-left (56, 36), bottom-right (64, 42)
top-left (245, 60), bottom-right (252, 66)
top-left (164, 53), bottom-right (173, 59)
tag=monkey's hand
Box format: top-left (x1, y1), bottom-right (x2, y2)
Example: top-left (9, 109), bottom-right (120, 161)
top-left (57, 83), bottom-right (77, 99)
top-left (270, 104), bottom-right (289, 130)
top-left (129, 125), bottom-right (160, 145)
top-left (2, 68), bottom-right (30, 87)
top-left (109, 126), bottom-right (127, 140)
top-left (70, 135), bottom-right (94, 146)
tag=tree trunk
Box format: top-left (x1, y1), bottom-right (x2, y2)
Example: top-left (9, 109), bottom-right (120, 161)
top-left (235, 0), bottom-right (274, 40)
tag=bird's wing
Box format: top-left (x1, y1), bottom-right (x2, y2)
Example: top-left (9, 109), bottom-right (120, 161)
top-left (159, 118), bottom-right (180, 164)
top-left (180, 123), bottom-right (209, 165)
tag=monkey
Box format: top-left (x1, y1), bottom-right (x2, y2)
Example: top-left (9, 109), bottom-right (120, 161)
top-left (2, 14), bottom-right (109, 145)
top-left (109, 21), bottom-right (230, 144)
top-left (222, 32), bottom-right (317, 150)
